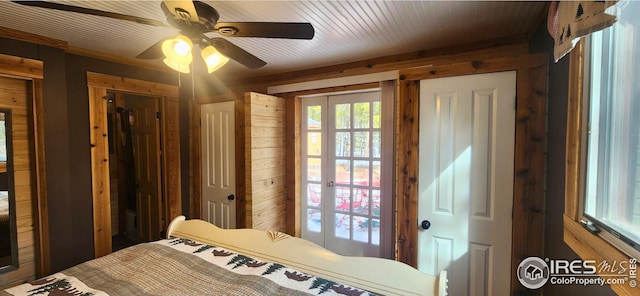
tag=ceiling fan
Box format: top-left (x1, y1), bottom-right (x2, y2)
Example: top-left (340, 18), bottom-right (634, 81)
top-left (14, 1), bottom-right (315, 72)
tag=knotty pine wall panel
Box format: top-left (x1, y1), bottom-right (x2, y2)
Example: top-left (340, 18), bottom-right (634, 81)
top-left (243, 92), bottom-right (286, 231)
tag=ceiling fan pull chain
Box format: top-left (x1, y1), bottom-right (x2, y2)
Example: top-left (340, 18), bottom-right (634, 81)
top-left (191, 63), bottom-right (195, 101)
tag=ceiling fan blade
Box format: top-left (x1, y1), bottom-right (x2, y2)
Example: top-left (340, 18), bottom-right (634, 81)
top-left (136, 38), bottom-right (170, 59)
top-left (161, 1), bottom-right (200, 22)
top-left (206, 37), bottom-right (266, 69)
top-left (213, 22), bottom-right (315, 40)
top-left (13, 1), bottom-right (167, 27)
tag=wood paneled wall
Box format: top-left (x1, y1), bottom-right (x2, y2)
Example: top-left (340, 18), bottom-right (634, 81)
top-left (226, 41), bottom-right (547, 296)
top-left (243, 92), bottom-right (287, 231)
top-left (0, 76), bottom-right (36, 289)
top-left (1, 30), bottom-right (181, 274)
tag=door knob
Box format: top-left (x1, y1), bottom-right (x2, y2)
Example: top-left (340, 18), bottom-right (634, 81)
top-left (421, 220), bottom-right (431, 230)
top-left (227, 194), bottom-right (235, 201)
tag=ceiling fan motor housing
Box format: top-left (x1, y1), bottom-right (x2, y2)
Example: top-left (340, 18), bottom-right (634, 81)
top-left (161, 0), bottom-right (220, 38)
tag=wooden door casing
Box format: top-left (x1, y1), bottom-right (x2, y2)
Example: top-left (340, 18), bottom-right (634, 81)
top-left (87, 72), bottom-right (180, 258)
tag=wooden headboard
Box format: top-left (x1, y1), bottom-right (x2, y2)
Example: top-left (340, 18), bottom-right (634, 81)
top-left (167, 216), bottom-right (447, 296)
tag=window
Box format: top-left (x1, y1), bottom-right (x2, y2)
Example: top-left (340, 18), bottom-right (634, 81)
top-left (582, 1), bottom-right (640, 256)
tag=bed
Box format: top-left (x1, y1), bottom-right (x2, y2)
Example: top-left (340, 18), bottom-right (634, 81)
top-left (2, 216), bottom-right (447, 296)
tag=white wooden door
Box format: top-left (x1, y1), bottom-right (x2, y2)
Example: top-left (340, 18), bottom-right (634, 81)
top-left (201, 101), bottom-right (236, 229)
top-left (418, 71), bottom-right (516, 296)
top-left (301, 91), bottom-right (393, 258)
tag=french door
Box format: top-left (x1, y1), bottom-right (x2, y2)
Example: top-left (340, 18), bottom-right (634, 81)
top-left (301, 90), bottom-right (392, 258)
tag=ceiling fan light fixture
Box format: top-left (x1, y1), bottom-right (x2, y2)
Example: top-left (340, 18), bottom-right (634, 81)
top-left (163, 57), bottom-right (191, 74)
top-left (201, 45), bottom-right (230, 73)
top-left (162, 34), bottom-right (193, 64)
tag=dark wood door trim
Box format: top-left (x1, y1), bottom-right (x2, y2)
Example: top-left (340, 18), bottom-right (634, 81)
top-left (86, 72), bottom-right (180, 258)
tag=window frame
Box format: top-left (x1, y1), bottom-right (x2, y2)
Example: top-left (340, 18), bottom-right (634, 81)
top-left (564, 39), bottom-right (639, 295)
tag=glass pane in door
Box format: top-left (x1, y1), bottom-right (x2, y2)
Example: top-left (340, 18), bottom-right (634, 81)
top-left (372, 131), bottom-right (381, 158)
top-left (335, 159), bottom-right (351, 185)
top-left (307, 105), bottom-right (322, 130)
top-left (353, 132), bottom-right (369, 157)
top-left (335, 132), bottom-right (350, 157)
top-left (335, 186), bottom-right (350, 210)
top-left (307, 183), bottom-right (322, 207)
top-left (354, 102), bottom-right (370, 128)
top-left (335, 104), bottom-right (350, 129)
top-left (373, 101), bottom-right (381, 129)
top-left (307, 158), bottom-right (321, 181)
top-left (307, 208), bottom-right (321, 232)
top-left (307, 132), bottom-right (321, 155)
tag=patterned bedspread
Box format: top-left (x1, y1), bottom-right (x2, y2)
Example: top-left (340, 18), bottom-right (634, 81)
top-left (2, 238), bottom-right (377, 296)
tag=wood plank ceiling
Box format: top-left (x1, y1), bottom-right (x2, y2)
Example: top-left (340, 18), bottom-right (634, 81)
top-left (0, 1), bottom-right (547, 80)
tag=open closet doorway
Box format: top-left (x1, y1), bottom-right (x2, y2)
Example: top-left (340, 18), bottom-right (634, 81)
top-left (108, 92), bottom-right (163, 251)
top-left (87, 72), bottom-right (181, 258)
